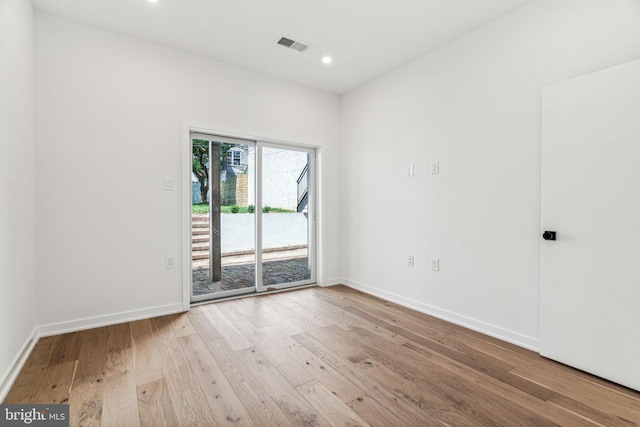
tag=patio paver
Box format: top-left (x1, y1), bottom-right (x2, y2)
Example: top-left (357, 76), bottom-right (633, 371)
top-left (192, 257), bottom-right (311, 296)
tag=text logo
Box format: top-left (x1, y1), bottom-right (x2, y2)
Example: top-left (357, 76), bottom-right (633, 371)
top-left (0, 405), bottom-right (69, 427)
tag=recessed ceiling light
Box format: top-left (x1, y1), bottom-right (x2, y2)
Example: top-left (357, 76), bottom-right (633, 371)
top-left (322, 56), bottom-right (332, 64)
top-left (148, 0), bottom-right (158, 3)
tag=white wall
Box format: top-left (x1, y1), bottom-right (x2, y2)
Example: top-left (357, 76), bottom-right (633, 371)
top-left (0, 0), bottom-right (37, 397)
top-left (230, 146), bottom-right (309, 212)
top-left (341, 0), bottom-right (640, 349)
top-left (262, 148), bottom-right (308, 212)
top-left (35, 13), bottom-right (341, 330)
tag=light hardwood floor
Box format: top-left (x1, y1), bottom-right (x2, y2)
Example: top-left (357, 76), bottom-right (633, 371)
top-left (5, 285), bottom-right (640, 426)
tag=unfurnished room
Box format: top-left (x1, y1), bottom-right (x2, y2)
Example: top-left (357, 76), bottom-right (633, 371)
top-left (2, 0), bottom-right (640, 425)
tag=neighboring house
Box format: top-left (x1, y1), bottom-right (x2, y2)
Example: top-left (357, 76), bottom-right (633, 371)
top-left (221, 146), bottom-right (251, 207)
top-left (199, 145), bottom-right (309, 212)
top-left (223, 146), bottom-right (249, 177)
top-left (192, 146), bottom-right (251, 205)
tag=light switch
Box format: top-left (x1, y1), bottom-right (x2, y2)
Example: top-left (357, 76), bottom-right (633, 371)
top-left (408, 164), bottom-right (415, 177)
top-left (166, 256), bottom-right (175, 269)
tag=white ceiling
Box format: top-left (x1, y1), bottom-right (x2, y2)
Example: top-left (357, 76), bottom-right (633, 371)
top-left (31, 0), bottom-right (530, 94)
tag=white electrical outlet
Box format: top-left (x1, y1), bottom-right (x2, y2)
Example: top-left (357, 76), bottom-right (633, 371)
top-left (408, 255), bottom-right (414, 267)
top-left (431, 258), bottom-right (439, 271)
top-left (431, 161), bottom-right (439, 174)
top-left (408, 164), bottom-right (415, 177)
top-left (166, 256), bottom-right (175, 269)
top-left (165, 177), bottom-right (174, 190)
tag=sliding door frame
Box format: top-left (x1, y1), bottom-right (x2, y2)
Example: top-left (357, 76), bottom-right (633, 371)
top-left (182, 125), bottom-right (317, 308)
top-left (256, 141), bottom-right (316, 293)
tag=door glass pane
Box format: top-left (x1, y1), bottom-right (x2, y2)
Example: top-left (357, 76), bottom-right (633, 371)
top-left (192, 139), bottom-right (255, 299)
top-left (261, 147), bottom-right (312, 287)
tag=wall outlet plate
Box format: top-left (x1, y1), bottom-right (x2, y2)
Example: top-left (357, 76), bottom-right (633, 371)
top-left (165, 177), bottom-right (175, 190)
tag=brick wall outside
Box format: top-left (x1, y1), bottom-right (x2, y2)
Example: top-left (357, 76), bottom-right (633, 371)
top-left (221, 173), bottom-right (249, 207)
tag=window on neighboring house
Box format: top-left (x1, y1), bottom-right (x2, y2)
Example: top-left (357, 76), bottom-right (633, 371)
top-left (227, 150), bottom-right (241, 166)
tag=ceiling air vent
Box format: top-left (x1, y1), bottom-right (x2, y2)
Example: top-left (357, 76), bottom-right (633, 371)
top-left (276, 36), bottom-right (309, 53)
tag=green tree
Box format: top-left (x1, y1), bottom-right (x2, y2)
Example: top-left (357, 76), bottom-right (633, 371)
top-left (192, 140), bottom-right (232, 204)
top-left (192, 140), bottom-right (209, 204)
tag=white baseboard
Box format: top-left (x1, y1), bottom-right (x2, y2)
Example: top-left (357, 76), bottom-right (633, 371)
top-left (342, 278), bottom-right (539, 352)
top-left (38, 303), bottom-right (185, 337)
top-left (318, 277), bottom-right (345, 287)
top-left (0, 327), bottom-right (39, 402)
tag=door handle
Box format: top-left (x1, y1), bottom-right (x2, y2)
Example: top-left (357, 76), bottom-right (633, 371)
top-left (542, 231), bottom-right (557, 241)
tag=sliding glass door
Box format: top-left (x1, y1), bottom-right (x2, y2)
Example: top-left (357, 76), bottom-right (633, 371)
top-left (258, 145), bottom-right (314, 291)
top-left (191, 135), bottom-right (257, 301)
top-left (189, 132), bottom-right (315, 302)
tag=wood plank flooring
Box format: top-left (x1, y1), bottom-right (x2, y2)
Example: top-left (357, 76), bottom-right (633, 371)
top-left (5, 285), bottom-right (640, 426)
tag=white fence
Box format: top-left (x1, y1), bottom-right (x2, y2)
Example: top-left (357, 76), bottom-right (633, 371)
top-left (220, 213), bottom-right (308, 253)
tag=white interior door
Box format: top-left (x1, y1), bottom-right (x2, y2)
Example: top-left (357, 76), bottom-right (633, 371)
top-left (540, 59), bottom-right (640, 391)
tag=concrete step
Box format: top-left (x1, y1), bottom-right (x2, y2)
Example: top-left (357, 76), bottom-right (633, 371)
top-left (192, 247), bottom-right (308, 266)
top-left (192, 244), bottom-right (210, 252)
top-left (192, 236), bottom-right (209, 244)
top-left (192, 229), bottom-right (209, 236)
top-left (192, 222), bottom-right (209, 229)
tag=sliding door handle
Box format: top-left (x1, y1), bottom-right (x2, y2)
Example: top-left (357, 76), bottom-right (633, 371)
top-left (542, 231), bottom-right (557, 241)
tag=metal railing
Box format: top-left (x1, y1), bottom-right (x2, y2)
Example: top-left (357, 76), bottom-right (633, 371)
top-left (296, 164), bottom-right (309, 212)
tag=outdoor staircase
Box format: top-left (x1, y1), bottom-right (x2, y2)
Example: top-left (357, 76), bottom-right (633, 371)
top-left (296, 164), bottom-right (309, 213)
top-left (192, 215), bottom-right (210, 261)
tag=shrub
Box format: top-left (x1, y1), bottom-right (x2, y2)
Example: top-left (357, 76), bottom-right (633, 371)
top-left (262, 205), bottom-right (271, 213)
top-left (248, 204), bottom-right (255, 213)
top-left (230, 205), bottom-right (240, 213)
